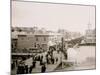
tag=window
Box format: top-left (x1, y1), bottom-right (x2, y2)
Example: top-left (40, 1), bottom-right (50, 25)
top-left (34, 43), bottom-right (36, 48)
top-left (36, 37), bottom-right (38, 41)
top-left (44, 37), bottom-right (46, 41)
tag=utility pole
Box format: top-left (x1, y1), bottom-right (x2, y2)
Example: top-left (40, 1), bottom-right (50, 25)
top-left (61, 37), bottom-right (68, 59)
top-left (61, 37), bottom-right (64, 68)
top-left (61, 37), bottom-right (64, 52)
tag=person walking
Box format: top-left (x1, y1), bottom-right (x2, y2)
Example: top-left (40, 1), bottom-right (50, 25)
top-left (41, 63), bottom-right (46, 73)
top-left (29, 65), bottom-right (33, 73)
top-left (32, 60), bottom-right (36, 68)
top-left (25, 65), bottom-right (28, 74)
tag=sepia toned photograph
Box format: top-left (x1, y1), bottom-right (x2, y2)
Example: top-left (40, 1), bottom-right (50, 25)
top-left (11, 0), bottom-right (96, 75)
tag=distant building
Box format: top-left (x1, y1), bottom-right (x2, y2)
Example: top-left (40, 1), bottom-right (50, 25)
top-left (85, 29), bottom-right (96, 44)
top-left (18, 34), bottom-right (49, 49)
top-left (11, 27), bottom-right (62, 52)
top-left (33, 34), bottom-right (49, 50)
top-left (11, 31), bottom-right (18, 50)
top-left (17, 32), bottom-right (62, 51)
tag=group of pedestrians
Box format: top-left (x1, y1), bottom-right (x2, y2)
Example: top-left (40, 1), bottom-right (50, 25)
top-left (17, 61), bottom-right (28, 74)
top-left (12, 46), bottom-right (61, 74)
top-left (16, 54), bottom-right (46, 74)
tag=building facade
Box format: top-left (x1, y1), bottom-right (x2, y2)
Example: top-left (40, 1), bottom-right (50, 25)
top-left (85, 29), bottom-right (96, 44)
top-left (17, 34), bottom-right (49, 50)
top-left (17, 33), bottom-right (62, 51)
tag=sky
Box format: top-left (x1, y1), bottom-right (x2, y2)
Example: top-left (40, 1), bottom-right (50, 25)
top-left (12, 1), bottom-right (95, 34)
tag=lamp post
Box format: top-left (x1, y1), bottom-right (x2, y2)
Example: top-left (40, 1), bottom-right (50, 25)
top-left (61, 37), bottom-right (64, 68)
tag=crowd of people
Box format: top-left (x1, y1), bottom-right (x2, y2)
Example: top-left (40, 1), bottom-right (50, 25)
top-left (11, 46), bottom-right (62, 74)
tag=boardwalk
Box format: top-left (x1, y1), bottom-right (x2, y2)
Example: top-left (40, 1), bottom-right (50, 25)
top-left (23, 51), bottom-right (62, 73)
top-left (31, 60), bottom-right (61, 73)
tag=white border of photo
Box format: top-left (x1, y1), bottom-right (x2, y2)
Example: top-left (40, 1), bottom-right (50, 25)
top-left (0, 0), bottom-right (99, 75)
